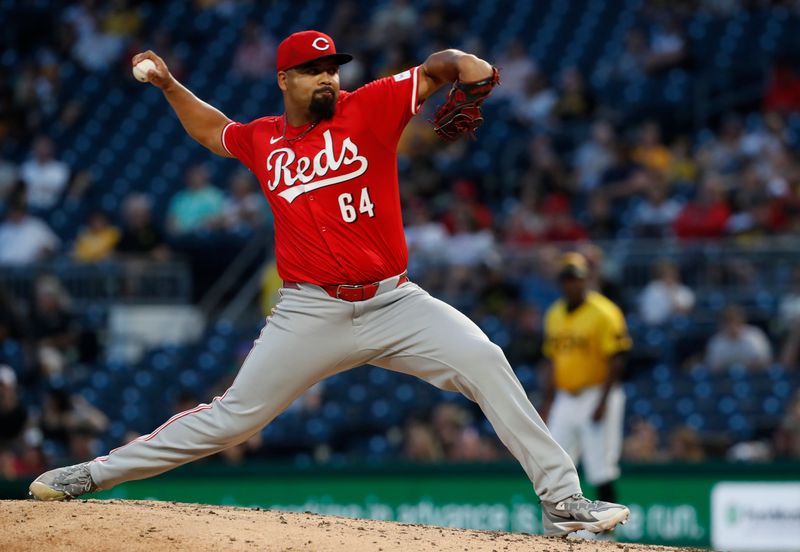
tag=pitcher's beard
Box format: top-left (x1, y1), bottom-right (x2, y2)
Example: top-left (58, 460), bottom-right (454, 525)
top-left (309, 94), bottom-right (336, 121)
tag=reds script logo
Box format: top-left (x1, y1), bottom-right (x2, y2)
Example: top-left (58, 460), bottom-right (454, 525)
top-left (266, 130), bottom-right (368, 203)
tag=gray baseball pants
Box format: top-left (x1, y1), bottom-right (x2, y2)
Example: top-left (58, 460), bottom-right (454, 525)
top-left (90, 281), bottom-right (581, 502)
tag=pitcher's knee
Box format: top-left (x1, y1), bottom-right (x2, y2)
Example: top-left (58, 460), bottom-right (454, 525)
top-left (449, 340), bottom-right (525, 399)
top-left (457, 340), bottom-right (512, 374)
top-left (205, 398), bottom-right (268, 444)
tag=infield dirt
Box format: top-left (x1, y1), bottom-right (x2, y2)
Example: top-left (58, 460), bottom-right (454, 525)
top-left (0, 499), bottom-right (706, 551)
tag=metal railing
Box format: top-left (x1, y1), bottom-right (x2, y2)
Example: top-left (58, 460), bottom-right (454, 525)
top-left (198, 231), bottom-right (272, 319)
top-left (0, 259), bottom-right (192, 306)
top-left (409, 236), bottom-right (800, 311)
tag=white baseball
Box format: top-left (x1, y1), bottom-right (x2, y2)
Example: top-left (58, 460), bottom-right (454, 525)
top-left (132, 59), bottom-right (157, 83)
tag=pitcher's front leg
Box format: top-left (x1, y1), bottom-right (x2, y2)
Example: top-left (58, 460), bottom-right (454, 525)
top-left (363, 284), bottom-right (580, 502)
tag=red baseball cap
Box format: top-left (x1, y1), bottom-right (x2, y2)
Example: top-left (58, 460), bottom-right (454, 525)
top-left (276, 30), bottom-right (353, 72)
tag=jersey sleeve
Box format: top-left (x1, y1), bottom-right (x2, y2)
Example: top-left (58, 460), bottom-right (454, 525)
top-left (599, 306), bottom-right (633, 357)
top-left (350, 66), bottom-right (424, 147)
top-left (221, 120), bottom-right (257, 171)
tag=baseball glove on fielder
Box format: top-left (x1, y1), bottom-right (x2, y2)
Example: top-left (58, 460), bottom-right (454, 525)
top-left (432, 67), bottom-right (500, 141)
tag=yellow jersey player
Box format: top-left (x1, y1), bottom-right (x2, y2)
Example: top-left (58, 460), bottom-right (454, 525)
top-left (541, 252), bottom-right (632, 507)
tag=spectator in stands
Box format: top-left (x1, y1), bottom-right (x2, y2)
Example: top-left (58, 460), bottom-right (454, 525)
top-left (476, 265), bottom-right (520, 319)
top-left (698, 115), bottom-right (745, 174)
top-left (706, 306), bottom-right (772, 371)
top-left (64, 1), bottom-right (124, 71)
top-left (741, 111), bottom-right (787, 160)
top-left (166, 164), bottom-right (226, 236)
top-left (519, 245), bottom-right (562, 312)
top-left (441, 207), bottom-right (496, 267)
top-left (0, 199), bottom-right (60, 265)
top-left (101, 0), bottom-right (143, 40)
top-left (622, 418), bottom-right (663, 462)
top-left (777, 167), bottom-right (800, 229)
top-left (3, 428), bottom-right (46, 479)
top-left (673, 173), bottom-right (731, 239)
top-left (585, 193), bottom-right (616, 240)
top-left (0, 161), bottom-right (18, 202)
top-left (73, 210), bottom-right (121, 263)
top-left (232, 20), bottom-right (275, 78)
top-left (504, 304), bottom-right (544, 365)
top-left (639, 260), bottom-right (695, 326)
top-left (778, 269), bottom-right (800, 369)
top-left (666, 136), bottom-right (699, 186)
top-left (631, 172), bottom-right (683, 238)
top-left (574, 121), bottom-right (616, 192)
top-left (117, 193), bottom-right (170, 260)
top-left (0, 365), bottom-right (33, 479)
top-left (221, 170), bottom-right (267, 232)
top-left (403, 418), bottom-right (443, 462)
top-left (597, 28), bottom-right (648, 83)
top-left (645, 14), bottom-right (687, 73)
top-left (219, 432), bottom-right (264, 465)
top-left (0, 365), bottom-right (28, 451)
top-left (20, 136), bottom-right (70, 211)
top-left (667, 427), bottom-right (706, 462)
top-left (63, 169), bottom-right (96, 206)
top-left (726, 163), bottom-right (783, 240)
top-left (540, 195), bottom-right (588, 242)
top-left (40, 388), bottom-right (108, 460)
top-left (30, 276), bottom-right (79, 380)
top-left (440, 179), bottom-right (492, 234)
top-left (194, 0), bottom-right (238, 16)
top-left (67, 426), bottom-right (105, 463)
top-left (503, 185), bottom-right (545, 247)
top-left (368, 0), bottom-right (418, 47)
top-left (632, 121), bottom-right (672, 175)
top-left (25, 52), bottom-right (61, 120)
top-left (577, 242), bottom-right (624, 308)
top-left (494, 40), bottom-right (538, 101)
top-left (404, 200), bottom-right (448, 257)
top-left (0, 65), bottom-right (19, 141)
top-left (779, 268), bottom-right (800, 328)
top-left (774, 390), bottom-right (800, 459)
top-left (420, 0), bottom-right (465, 44)
top-left (763, 61), bottom-right (800, 114)
top-left (0, 285), bottom-right (28, 350)
top-left (513, 74), bottom-right (557, 128)
top-left (432, 403), bottom-right (499, 461)
top-left (524, 134), bottom-right (571, 197)
top-left (552, 67), bottom-right (595, 124)
top-left (596, 144), bottom-right (645, 206)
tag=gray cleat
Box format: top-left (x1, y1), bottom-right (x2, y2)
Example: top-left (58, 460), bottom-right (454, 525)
top-left (541, 493), bottom-right (630, 536)
top-left (29, 462), bottom-right (97, 501)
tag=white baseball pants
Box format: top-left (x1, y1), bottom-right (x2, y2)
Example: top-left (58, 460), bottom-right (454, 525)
top-left (547, 385), bottom-right (625, 486)
top-left (90, 281), bottom-right (581, 502)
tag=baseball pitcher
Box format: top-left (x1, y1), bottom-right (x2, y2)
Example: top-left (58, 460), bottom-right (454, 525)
top-left (30, 31), bottom-right (629, 536)
top-left (541, 253), bottom-right (632, 507)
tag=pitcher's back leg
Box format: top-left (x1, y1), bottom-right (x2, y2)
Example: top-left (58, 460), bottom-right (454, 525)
top-left (87, 286), bottom-right (361, 490)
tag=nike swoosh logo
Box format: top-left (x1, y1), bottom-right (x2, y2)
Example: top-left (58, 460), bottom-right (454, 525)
top-left (270, 136), bottom-right (283, 144)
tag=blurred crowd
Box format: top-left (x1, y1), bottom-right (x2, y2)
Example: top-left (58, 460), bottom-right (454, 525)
top-left (3, 0), bottom-right (800, 477)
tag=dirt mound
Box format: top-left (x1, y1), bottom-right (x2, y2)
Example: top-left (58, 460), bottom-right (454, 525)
top-left (0, 499), bottom-right (701, 551)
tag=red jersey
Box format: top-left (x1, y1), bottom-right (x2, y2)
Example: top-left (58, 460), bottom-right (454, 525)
top-left (221, 66), bottom-right (423, 285)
